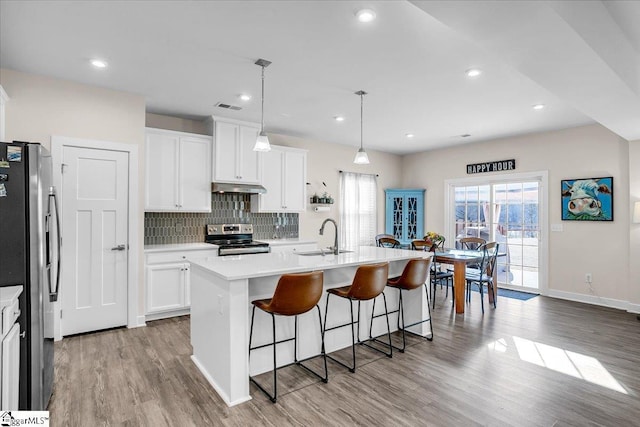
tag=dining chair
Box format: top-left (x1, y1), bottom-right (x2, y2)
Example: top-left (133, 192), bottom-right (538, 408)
top-left (378, 237), bottom-right (400, 248)
top-left (419, 237), bottom-right (454, 308)
top-left (459, 236), bottom-right (486, 250)
top-left (375, 234), bottom-right (395, 247)
top-left (465, 241), bottom-right (499, 313)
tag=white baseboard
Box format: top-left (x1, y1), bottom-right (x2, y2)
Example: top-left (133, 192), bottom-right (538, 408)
top-left (191, 355), bottom-right (252, 407)
top-left (145, 308), bottom-right (190, 322)
top-left (546, 289), bottom-right (632, 312)
top-left (627, 302), bottom-right (640, 314)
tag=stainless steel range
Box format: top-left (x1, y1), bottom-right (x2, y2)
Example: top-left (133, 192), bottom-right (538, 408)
top-left (205, 223), bottom-right (270, 256)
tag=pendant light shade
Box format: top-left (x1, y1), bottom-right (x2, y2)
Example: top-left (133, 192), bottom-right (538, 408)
top-left (353, 90), bottom-right (370, 164)
top-left (254, 58), bottom-right (272, 152)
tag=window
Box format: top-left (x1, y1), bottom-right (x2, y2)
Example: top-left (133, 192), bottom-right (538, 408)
top-left (340, 172), bottom-right (377, 249)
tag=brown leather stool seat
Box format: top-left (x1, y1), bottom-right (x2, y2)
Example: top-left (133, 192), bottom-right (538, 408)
top-left (379, 257), bottom-right (434, 352)
top-left (248, 271), bottom-right (328, 403)
top-left (323, 262), bottom-right (392, 373)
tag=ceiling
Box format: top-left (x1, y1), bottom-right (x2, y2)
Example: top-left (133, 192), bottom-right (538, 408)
top-left (1, 0), bottom-right (639, 155)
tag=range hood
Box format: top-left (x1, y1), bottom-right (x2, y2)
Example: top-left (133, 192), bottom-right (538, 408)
top-left (211, 182), bottom-right (267, 194)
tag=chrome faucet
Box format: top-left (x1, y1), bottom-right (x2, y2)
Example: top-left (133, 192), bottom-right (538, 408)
top-left (319, 218), bottom-right (339, 255)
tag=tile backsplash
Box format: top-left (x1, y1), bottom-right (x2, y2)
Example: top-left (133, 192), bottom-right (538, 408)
top-left (144, 193), bottom-right (298, 245)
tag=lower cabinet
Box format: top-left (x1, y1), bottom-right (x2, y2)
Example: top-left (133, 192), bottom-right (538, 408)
top-left (144, 248), bottom-right (216, 320)
top-left (1, 285), bottom-right (22, 410)
top-left (146, 263), bottom-right (189, 314)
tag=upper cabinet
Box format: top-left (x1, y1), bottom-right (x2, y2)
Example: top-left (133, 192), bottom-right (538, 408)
top-left (209, 117), bottom-right (260, 184)
top-left (145, 128), bottom-right (211, 212)
top-left (252, 145), bottom-right (307, 212)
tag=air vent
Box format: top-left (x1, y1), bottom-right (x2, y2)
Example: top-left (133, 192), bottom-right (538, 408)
top-left (215, 102), bottom-right (242, 111)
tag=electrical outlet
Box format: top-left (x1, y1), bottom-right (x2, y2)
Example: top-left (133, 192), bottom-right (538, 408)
top-left (585, 273), bottom-right (592, 284)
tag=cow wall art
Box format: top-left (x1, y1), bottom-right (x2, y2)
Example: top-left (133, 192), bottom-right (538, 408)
top-left (561, 177), bottom-right (613, 221)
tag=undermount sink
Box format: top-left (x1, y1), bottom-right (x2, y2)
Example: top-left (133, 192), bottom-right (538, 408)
top-left (295, 249), bottom-right (354, 256)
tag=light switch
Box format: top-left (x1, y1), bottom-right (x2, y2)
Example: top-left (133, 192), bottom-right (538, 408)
top-left (551, 223), bottom-right (563, 232)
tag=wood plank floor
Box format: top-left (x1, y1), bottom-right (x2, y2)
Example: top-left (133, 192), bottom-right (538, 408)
top-left (49, 292), bottom-right (640, 426)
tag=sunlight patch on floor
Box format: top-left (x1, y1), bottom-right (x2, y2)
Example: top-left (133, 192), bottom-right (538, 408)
top-left (487, 336), bottom-right (627, 394)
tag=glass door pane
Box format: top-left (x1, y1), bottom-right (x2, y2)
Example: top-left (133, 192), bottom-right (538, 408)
top-left (453, 180), bottom-right (540, 291)
top-left (392, 196), bottom-right (403, 240)
top-left (492, 181), bottom-right (539, 290)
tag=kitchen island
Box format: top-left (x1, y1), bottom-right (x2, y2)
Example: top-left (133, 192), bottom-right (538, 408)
top-left (189, 246), bottom-right (432, 406)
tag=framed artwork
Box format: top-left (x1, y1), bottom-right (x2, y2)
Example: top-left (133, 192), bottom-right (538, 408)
top-left (561, 177), bottom-right (613, 221)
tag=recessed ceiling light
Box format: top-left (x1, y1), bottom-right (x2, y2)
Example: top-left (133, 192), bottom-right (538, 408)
top-left (532, 104), bottom-right (545, 110)
top-left (239, 94), bottom-right (252, 101)
top-left (356, 9), bottom-right (376, 23)
top-left (465, 68), bottom-right (482, 78)
top-left (405, 133), bottom-right (415, 138)
top-left (90, 59), bottom-right (108, 69)
top-left (334, 116), bottom-right (345, 122)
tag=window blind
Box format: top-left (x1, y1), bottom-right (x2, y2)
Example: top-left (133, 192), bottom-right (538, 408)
top-left (339, 172), bottom-right (377, 249)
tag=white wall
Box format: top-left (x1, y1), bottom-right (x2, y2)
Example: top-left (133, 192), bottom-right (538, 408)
top-left (402, 124), bottom-right (632, 307)
top-left (146, 112), bottom-right (208, 135)
top-left (268, 133), bottom-right (403, 248)
top-left (0, 68), bottom-right (147, 320)
top-left (629, 140), bottom-right (640, 312)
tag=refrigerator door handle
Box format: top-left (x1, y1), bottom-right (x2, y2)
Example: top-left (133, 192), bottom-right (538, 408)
top-left (47, 188), bottom-right (61, 302)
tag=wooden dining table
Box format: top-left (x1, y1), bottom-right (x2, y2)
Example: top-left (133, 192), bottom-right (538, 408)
top-left (433, 248), bottom-right (501, 314)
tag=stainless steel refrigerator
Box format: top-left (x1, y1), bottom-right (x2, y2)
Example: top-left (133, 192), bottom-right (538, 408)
top-left (0, 141), bottom-right (60, 410)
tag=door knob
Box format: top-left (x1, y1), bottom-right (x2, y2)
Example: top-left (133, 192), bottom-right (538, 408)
top-left (111, 244), bottom-right (127, 251)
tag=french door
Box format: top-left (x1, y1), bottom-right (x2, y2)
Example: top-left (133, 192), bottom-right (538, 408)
top-left (446, 172), bottom-right (548, 292)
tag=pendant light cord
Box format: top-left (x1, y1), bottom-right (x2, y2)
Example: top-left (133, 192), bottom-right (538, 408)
top-left (360, 92), bottom-right (364, 150)
top-left (261, 65), bottom-right (265, 133)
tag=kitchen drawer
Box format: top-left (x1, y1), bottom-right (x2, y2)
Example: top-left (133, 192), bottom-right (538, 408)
top-left (2, 298), bottom-right (20, 336)
top-left (146, 249), bottom-right (217, 265)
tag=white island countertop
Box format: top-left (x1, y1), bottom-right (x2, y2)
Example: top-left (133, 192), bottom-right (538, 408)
top-left (189, 246), bottom-right (430, 281)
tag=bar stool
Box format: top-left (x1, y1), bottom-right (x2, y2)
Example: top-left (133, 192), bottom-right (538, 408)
top-left (248, 271), bottom-right (328, 403)
top-left (381, 257), bottom-right (434, 352)
top-left (323, 262), bottom-right (391, 373)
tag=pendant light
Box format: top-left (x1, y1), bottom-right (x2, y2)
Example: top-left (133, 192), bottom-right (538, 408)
top-left (353, 90), bottom-right (370, 164)
top-left (254, 58), bottom-right (272, 152)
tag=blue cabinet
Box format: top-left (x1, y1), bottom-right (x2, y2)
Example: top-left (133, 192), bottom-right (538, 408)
top-left (385, 189), bottom-right (425, 246)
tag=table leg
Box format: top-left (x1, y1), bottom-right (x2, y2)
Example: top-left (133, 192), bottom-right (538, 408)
top-left (488, 267), bottom-right (498, 306)
top-left (453, 261), bottom-right (466, 314)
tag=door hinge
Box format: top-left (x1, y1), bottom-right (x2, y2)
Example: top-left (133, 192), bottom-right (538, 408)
top-left (60, 310), bottom-right (62, 319)
top-left (61, 163), bottom-right (68, 173)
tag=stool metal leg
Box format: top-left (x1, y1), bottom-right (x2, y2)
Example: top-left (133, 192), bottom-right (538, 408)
top-left (323, 294), bottom-right (358, 373)
top-left (248, 311), bottom-right (278, 403)
top-left (363, 292), bottom-right (393, 358)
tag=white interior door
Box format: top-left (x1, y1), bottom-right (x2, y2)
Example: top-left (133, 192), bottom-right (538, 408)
top-left (61, 146), bottom-right (129, 335)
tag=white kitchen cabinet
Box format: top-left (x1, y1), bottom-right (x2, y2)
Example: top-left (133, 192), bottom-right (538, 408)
top-left (144, 247), bottom-right (216, 320)
top-left (1, 285), bottom-right (22, 410)
top-left (146, 263), bottom-right (188, 314)
top-left (145, 128), bottom-right (211, 212)
top-left (251, 145), bottom-right (307, 212)
top-left (210, 117), bottom-right (261, 184)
